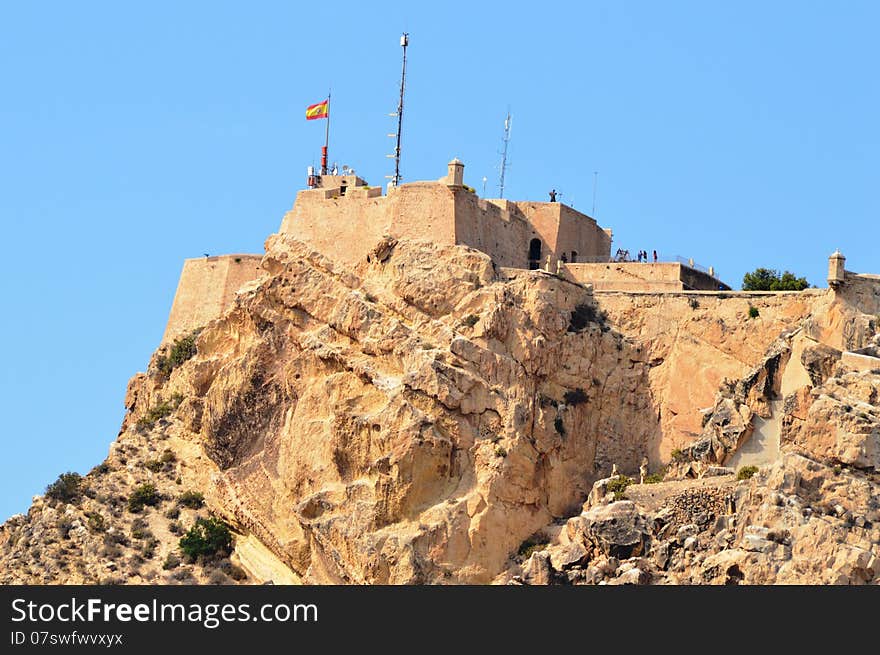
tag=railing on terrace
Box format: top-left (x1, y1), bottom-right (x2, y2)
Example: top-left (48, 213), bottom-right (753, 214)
top-left (564, 252), bottom-right (716, 277)
top-left (674, 255), bottom-right (709, 274)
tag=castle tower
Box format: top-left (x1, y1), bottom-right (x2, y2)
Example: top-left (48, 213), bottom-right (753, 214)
top-left (828, 250), bottom-right (846, 287)
top-left (446, 158), bottom-right (464, 186)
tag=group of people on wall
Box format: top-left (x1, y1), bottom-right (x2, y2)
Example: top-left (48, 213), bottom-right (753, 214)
top-left (614, 248), bottom-right (658, 263)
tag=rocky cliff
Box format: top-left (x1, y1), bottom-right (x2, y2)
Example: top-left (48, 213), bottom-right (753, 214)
top-left (1, 234), bottom-right (878, 585)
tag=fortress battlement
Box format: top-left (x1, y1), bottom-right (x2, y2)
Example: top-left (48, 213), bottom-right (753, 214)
top-left (161, 159), bottom-right (733, 343)
top-left (281, 162), bottom-right (612, 270)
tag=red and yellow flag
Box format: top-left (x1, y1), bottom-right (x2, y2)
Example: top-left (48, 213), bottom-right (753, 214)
top-left (305, 99), bottom-right (329, 120)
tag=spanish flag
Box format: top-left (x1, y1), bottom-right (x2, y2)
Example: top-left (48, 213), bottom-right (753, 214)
top-left (305, 99), bottom-right (329, 120)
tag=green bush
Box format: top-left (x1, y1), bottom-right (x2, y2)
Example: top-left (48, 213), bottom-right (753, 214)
top-left (219, 559), bottom-right (248, 581)
top-left (128, 484), bottom-right (161, 513)
top-left (136, 400), bottom-right (175, 431)
top-left (130, 517), bottom-right (151, 540)
top-left (90, 462), bottom-right (111, 476)
top-left (162, 553), bottom-right (181, 570)
top-left (141, 538), bottom-right (159, 559)
top-left (494, 445), bottom-right (507, 458)
top-left (748, 305), bottom-right (760, 319)
top-left (737, 465), bottom-right (759, 481)
top-left (460, 314), bottom-right (480, 328)
top-left (742, 268), bottom-right (809, 291)
top-left (517, 534), bottom-right (547, 561)
top-left (157, 331), bottom-right (199, 377)
top-left (179, 517), bottom-right (233, 560)
top-left (177, 491), bottom-right (205, 509)
top-left (606, 475), bottom-right (633, 495)
top-left (85, 511), bottom-right (106, 532)
top-left (670, 448), bottom-right (687, 463)
top-left (45, 472), bottom-right (84, 504)
top-left (643, 472), bottom-right (665, 484)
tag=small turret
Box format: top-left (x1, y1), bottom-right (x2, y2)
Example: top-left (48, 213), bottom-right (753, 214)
top-left (828, 250), bottom-right (846, 287)
top-left (446, 158), bottom-right (464, 186)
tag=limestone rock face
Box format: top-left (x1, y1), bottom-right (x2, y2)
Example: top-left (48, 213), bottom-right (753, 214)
top-left (101, 235), bottom-right (659, 584)
top-left (595, 292), bottom-right (826, 460)
top-left (783, 372), bottom-right (880, 471)
top-left (568, 501), bottom-right (650, 560)
top-left (503, 449), bottom-right (880, 586)
top-left (2, 234), bottom-right (880, 586)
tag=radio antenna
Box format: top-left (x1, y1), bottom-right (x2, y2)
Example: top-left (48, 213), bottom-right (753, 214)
top-left (388, 33), bottom-right (409, 187)
top-left (498, 110), bottom-right (511, 198)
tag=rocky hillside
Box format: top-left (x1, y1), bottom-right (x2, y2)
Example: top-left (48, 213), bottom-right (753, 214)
top-left (506, 353), bottom-right (880, 585)
top-left (1, 234), bottom-right (878, 584)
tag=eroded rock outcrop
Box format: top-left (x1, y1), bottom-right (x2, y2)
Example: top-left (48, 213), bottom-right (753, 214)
top-left (108, 235), bottom-right (661, 584)
top-left (2, 235), bottom-right (879, 586)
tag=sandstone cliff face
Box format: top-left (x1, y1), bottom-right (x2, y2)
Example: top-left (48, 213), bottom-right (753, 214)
top-left (595, 291), bottom-right (831, 460)
top-left (507, 333), bottom-right (880, 586)
top-left (43, 234), bottom-right (657, 585)
top-left (2, 234), bottom-right (878, 585)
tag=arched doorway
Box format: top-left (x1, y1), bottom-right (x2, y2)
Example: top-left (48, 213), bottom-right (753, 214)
top-left (528, 238), bottom-right (542, 270)
top-left (570, 251), bottom-right (578, 263)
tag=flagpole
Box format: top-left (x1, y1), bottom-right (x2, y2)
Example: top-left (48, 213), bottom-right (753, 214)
top-left (322, 91), bottom-right (331, 176)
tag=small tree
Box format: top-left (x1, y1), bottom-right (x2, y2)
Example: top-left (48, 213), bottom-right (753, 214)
top-left (157, 331), bottom-right (199, 377)
top-left (128, 483), bottom-right (161, 512)
top-left (742, 268), bottom-right (809, 291)
top-left (179, 517), bottom-right (233, 560)
top-left (45, 472), bottom-right (83, 504)
top-left (177, 491), bottom-right (205, 509)
top-left (737, 465), bottom-right (759, 481)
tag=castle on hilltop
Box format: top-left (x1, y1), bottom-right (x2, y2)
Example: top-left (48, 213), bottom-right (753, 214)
top-left (162, 160), bottom-right (730, 342)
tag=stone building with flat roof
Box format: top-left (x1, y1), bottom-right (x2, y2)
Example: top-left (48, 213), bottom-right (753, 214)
top-left (162, 159), bottom-right (732, 342)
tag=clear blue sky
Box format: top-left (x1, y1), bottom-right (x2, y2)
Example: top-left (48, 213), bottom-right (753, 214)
top-left (1, 2), bottom-right (878, 520)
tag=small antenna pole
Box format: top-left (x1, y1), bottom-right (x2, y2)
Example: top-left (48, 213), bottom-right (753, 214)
top-left (592, 171), bottom-right (598, 216)
top-left (498, 110), bottom-right (511, 198)
top-left (390, 33), bottom-right (409, 187)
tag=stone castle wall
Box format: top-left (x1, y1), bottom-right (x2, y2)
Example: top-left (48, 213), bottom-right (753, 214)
top-left (805, 271), bottom-right (880, 351)
top-left (162, 255), bottom-right (264, 343)
top-left (279, 181), bottom-right (612, 270)
top-left (161, 165), bottom-right (738, 343)
top-left (565, 262), bottom-right (726, 292)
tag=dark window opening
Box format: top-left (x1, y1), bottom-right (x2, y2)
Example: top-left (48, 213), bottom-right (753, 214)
top-left (570, 251), bottom-right (578, 263)
top-left (528, 238), bottom-right (542, 270)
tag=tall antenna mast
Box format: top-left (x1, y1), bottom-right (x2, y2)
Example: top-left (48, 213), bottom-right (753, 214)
top-left (498, 110), bottom-right (511, 198)
top-left (389, 33), bottom-right (409, 187)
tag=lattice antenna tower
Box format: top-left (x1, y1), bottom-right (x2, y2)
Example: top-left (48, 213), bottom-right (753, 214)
top-left (498, 110), bottom-right (512, 198)
top-left (386, 33), bottom-right (409, 187)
